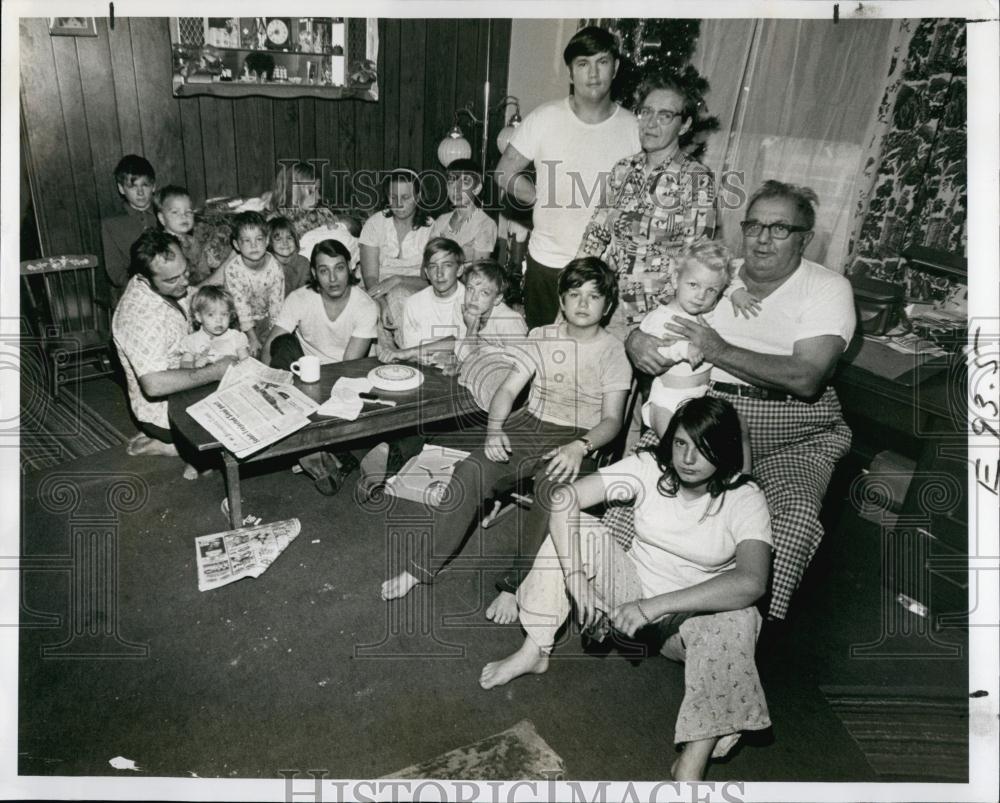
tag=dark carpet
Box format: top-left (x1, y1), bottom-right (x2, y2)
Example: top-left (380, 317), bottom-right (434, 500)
top-left (819, 686), bottom-right (968, 782)
top-left (386, 719), bottom-right (565, 780)
top-left (20, 374), bottom-right (129, 472)
top-left (16, 378), bottom-right (972, 784)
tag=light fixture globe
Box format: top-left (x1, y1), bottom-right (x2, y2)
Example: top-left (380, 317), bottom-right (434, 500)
top-left (496, 112), bottom-right (522, 154)
top-left (438, 125), bottom-right (472, 167)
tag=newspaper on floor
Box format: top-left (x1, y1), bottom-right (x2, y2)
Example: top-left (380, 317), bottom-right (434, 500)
top-left (218, 356), bottom-right (293, 390)
top-left (195, 517), bottom-right (301, 592)
top-left (186, 376), bottom-right (318, 458)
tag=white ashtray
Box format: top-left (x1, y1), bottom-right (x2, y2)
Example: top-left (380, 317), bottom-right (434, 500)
top-left (367, 364), bottom-right (424, 392)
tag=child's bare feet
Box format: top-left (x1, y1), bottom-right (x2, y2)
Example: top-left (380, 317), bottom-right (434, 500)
top-left (480, 637), bottom-right (549, 689)
top-left (182, 463), bottom-right (199, 480)
top-left (381, 571), bottom-right (420, 601)
top-left (485, 591), bottom-right (519, 624)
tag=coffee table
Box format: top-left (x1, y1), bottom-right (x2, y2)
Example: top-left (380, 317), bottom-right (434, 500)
top-left (169, 357), bottom-right (478, 528)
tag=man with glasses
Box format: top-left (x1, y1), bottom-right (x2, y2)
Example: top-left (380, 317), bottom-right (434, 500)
top-left (495, 26), bottom-right (640, 329)
top-left (112, 230), bottom-right (234, 459)
top-left (627, 180), bottom-right (856, 621)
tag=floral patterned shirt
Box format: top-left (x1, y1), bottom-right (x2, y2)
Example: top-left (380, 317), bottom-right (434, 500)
top-left (223, 253), bottom-right (284, 332)
top-left (111, 276), bottom-right (193, 428)
top-left (578, 150), bottom-right (716, 329)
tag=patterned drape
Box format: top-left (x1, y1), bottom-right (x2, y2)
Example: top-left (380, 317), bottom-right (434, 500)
top-left (846, 19), bottom-right (967, 284)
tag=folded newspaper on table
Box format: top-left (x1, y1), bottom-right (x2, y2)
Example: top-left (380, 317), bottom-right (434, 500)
top-left (195, 518), bottom-right (301, 592)
top-left (384, 444), bottom-right (470, 506)
top-left (218, 357), bottom-right (293, 390)
top-left (186, 375), bottom-right (318, 458)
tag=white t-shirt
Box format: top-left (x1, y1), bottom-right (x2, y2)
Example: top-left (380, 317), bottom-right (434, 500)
top-left (507, 323), bottom-right (633, 429)
top-left (274, 285), bottom-right (379, 363)
top-left (709, 257), bottom-right (856, 384)
top-left (509, 98), bottom-right (640, 267)
top-left (600, 452), bottom-right (773, 597)
top-left (399, 285), bottom-right (466, 349)
top-left (174, 328), bottom-right (250, 364)
top-left (453, 300), bottom-right (528, 360)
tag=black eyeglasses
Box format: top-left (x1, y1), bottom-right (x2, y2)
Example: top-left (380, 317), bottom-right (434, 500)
top-left (740, 220), bottom-right (811, 240)
top-left (637, 107), bottom-right (683, 125)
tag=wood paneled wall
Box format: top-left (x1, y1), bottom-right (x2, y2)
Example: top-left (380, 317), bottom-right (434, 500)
top-left (19, 17), bottom-right (512, 258)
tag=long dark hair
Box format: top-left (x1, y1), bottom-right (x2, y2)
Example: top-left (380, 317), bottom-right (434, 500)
top-left (641, 396), bottom-right (754, 516)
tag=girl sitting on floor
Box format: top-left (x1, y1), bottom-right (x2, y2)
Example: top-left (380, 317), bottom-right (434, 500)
top-left (479, 395), bottom-right (773, 781)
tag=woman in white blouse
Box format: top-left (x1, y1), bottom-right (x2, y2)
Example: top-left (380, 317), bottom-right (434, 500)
top-left (359, 168), bottom-right (434, 348)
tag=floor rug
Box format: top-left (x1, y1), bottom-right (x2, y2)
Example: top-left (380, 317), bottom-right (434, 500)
top-left (820, 685), bottom-right (967, 782)
top-left (385, 720), bottom-right (565, 781)
top-left (19, 377), bottom-right (129, 472)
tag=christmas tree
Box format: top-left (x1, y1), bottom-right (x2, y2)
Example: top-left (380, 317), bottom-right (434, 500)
top-left (586, 18), bottom-right (720, 158)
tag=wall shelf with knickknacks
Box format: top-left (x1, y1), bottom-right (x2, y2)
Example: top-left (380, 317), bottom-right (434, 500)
top-left (170, 17), bottom-right (379, 101)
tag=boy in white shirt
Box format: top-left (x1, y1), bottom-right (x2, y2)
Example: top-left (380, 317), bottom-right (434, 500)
top-left (451, 260), bottom-right (528, 410)
top-left (381, 237), bottom-right (466, 363)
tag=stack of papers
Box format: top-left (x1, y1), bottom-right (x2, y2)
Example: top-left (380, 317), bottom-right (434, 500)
top-left (187, 364), bottom-right (318, 458)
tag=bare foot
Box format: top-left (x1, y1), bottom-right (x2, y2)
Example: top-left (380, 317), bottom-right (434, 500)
top-left (485, 591), bottom-right (519, 624)
top-left (670, 738), bottom-right (716, 781)
top-left (660, 632), bottom-right (686, 663)
top-left (479, 637), bottom-right (549, 689)
top-left (127, 436), bottom-right (179, 458)
top-left (182, 463), bottom-right (199, 480)
top-left (381, 571), bottom-right (420, 601)
top-left (126, 434), bottom-right (150, 455)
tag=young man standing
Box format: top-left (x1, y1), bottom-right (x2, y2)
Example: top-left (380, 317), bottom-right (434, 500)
top-left (494, 26), bottom-right (641, 329)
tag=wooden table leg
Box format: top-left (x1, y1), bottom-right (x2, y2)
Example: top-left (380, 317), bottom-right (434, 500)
top-left (222, 453), bottom-right (243, 529)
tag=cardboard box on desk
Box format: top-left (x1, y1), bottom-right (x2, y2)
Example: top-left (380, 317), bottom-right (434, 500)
top-left (384, 445), bottom-right (471, 506)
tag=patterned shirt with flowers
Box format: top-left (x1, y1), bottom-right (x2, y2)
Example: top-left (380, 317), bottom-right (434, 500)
top-left (111, 275), bottom-right (194, 429)
top-left (223, 252), bottom-right (284, 334)
top-left (578, 150), bottom-right (716, 331)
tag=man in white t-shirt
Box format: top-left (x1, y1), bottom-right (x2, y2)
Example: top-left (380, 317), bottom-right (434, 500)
top-left (626, 181), bottom-right (857, 622)
top-left (494, 26), bottom-right (641, 329)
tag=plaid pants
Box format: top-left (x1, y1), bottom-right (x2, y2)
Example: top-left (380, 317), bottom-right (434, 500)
top-left (603, 387), bottom-right (850, 620)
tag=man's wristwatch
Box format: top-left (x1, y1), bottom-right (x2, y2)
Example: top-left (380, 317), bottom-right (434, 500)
top-left (576, 437), bottom-right (594, 454)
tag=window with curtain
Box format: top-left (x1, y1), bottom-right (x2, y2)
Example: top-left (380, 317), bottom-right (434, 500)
top-left (692, 18), bottom-right (899, 272)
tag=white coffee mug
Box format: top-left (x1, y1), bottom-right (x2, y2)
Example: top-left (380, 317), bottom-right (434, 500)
top-left (290, 355), bottom-right (321, 383)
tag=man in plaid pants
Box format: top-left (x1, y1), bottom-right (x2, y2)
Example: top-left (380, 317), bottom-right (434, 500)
top-left (624, 180), bottom-right (856, 620)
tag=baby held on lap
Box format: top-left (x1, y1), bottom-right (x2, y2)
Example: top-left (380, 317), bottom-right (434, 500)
top-left (639, 242), bottom-right (754, 471)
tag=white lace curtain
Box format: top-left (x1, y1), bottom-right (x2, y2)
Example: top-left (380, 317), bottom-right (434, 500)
top-left (691, 18), bottom-right (904, 272)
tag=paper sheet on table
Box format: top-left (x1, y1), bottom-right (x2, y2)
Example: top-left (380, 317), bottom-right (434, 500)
top-left (219, 357), bottom-right (293, 390)
top-left (187, 377), bottom-right (318, 458)
top-left (315, 376), bottom-right (374, 420)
